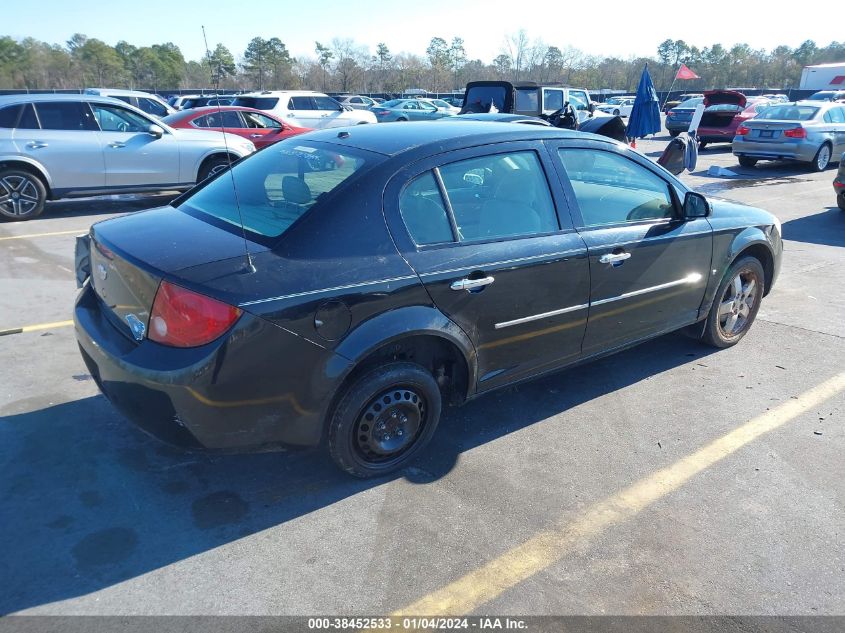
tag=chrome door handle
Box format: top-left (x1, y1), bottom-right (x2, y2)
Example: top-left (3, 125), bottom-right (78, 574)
top-left (450, 276), bottom-right (495, 291)
top-left (108, 142), bottom-right (126, 148)
top-left (26, 141), bottom-right (48, 149)
top-left (599, 252), bottom-right (631, 264)
top-left (287, 113), bottom-right (296, 117)
top-left (249, 133), bottom-right (262, 138)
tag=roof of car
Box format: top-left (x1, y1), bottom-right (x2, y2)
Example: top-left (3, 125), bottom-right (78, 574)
top-left (0, 93), bottom-right (134, 106)
top-left (301, 120), bottom-right (591, 157)
top-left (84, 88), bottom-right (159, 97)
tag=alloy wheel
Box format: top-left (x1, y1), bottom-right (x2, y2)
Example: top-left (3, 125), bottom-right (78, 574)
top-left (816, 145), bottom-right (831, 171)
top-left (354, 388), bottom-right (426, 463)
top-left (717, 269), bottom-right (760, 338)
top-left (0, 175), bottom-right (41, 217)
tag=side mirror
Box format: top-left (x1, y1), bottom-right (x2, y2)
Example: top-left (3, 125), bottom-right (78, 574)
top-left (147, 124), bottom-right (164, 139)
top-left (683, 191), bottom-right (710, 219)
top-left (588, 102), bottom-right (596, 113)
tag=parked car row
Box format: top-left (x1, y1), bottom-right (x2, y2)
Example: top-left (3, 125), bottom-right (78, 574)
top-left (0, 94), bottom-right (257, 220)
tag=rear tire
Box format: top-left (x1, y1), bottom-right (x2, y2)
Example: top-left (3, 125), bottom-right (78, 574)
top-left (837, 192), bottom-right (845, 212)
top-left (0, 169), bottom-right (47, 221)
top-left (328, 361), bottom-right (442, 478)
top-left (738, 156), bottom-right (758, 168)
top-left (811, 143), bottom-right (832, 172)
top-left (700, 256), bottom-right (765, 349)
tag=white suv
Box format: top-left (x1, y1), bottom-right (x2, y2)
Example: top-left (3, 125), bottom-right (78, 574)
top-left (0, 94), bottom-right (255, 220)
top-left (233, 91), bottom-right (376, 128)
top-left (84, 88), bottom-right (176, 119)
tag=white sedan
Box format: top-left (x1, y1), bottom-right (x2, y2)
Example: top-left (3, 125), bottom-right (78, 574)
top-left (596, 97), bottom-right (635, 117)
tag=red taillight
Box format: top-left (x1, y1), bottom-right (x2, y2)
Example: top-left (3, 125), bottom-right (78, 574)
top-left (736, 125), bottom-right (751, 136)
top-left (783, 126), bottom-right (806, 139)
top-left (149, 281), bottom-right (242, 348)
top-left (376, 110), bottom-right (391, 116)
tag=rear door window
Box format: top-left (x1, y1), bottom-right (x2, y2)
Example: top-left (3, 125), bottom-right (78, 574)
top-left (18, 104), bottom-right (39, 129)
top-left (438, 151), bottom-right (558, 241)
top-left (289, 96), bottom-right (315, 110)
top-left (34, 102), bottom-right (98, 130)
top-left (827, 107), bottom-right (844, 123)
top-left (558, 149), bottom-right (675, 226)
top-left (399, 172), bottom-right (454, 245)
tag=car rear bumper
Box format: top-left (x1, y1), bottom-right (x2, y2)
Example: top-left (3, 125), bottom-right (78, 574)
top-left (732, 138), bottom-right (818, 162)
top-left (665, 118), bottom-right (692, 132)
top-left (74, 283), bottom-right (349, 450)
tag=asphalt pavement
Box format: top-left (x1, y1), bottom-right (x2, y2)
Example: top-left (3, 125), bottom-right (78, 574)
top-left (0, 131), bottom-right (842, 617)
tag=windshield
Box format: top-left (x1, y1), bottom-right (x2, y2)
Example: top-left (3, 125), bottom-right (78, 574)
top-left (178, 141), bottom-right (369, 240)
top-left (756, 105), bottom-right (819, 121)
top-left (463, 86), bottom-right (507, 113)
top-left (232, 97), bottom-right (280, 110)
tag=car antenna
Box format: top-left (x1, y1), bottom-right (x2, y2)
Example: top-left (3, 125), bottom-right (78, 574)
top-left (202, 25), bottom-right (256, 274)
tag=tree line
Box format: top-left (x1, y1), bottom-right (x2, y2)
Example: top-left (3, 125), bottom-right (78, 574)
top-left (1, 31), bottom-right (843, 94)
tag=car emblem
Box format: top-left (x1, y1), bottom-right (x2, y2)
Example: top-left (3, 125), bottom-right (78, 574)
top-left (125, 314), bottom-right (146, 341)
top-left (97, 264), bottom-right (108, 281)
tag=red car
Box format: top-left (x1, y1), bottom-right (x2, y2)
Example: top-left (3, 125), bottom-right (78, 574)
top-left (697, 91), bottom-right (770, 149)
top-left (161, 106), bottom-right (310, 149)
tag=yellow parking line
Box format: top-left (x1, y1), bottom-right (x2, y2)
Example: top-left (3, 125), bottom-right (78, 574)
top-left (0, 229), bottom-right (86, 242)
top-left (0, 320), bottom-right (74, 336)
top-left (391, 371), bottom-right (845, 616)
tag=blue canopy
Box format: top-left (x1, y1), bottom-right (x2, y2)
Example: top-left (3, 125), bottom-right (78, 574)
top-left (626, 65), bottom-right (662, 139)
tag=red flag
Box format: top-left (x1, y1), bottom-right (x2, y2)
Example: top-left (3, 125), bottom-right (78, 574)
top-left (676, 63), bottom-right (700, 80)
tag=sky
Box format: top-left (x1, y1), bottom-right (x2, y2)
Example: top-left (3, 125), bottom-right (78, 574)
top-left (6, 0), bottom-right (845, 64)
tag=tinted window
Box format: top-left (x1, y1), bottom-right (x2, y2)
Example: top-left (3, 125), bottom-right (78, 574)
top-left (91, 104), bottom-right (150, 132)
top-left (462, 86), bottom-right (507, 113)
top-left (558, 149), bottom-right (674, 226)
top-left (350, 97), bottom-right (362, 104)
top-left (824, 111), bottom-right (833, 123)
top-left (289, 96), bottom-right (314, 110)
top-left (139, 98), bottom-right (167, 117)
top-left (382, 99), bottom-right (401, 108)
top-left (179, 141), bottom-right (367, 239)
top-left (232, 97), bottom-right (279, 110)
top-left (756, 105), bottom-right (819, 121)
top-left (0, 104), bottom-right (21, 128)
top-left (18, 104), bottom-right (38, 129)
top-left (193, 111), bottom-right (242, 128)
top-left (314, 96), bottom-right (341, 111)
top-left (544, 90), bottom-right (564, 112)
top-left (399, 172), bottom-right (453, 245)
top-left (112, 96), bottom-right (133, 105)
top-left (515, 89), bottom-right (539, 112)
top-left (34, 102), bottom-right (97, 130)
top-left (439, 151), bottom-right (558, 241)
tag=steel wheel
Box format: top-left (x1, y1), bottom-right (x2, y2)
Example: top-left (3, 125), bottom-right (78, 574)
top-left (354, 388), bottom-right (426, 463)
top-left (717, 268), bottom-right (760, 339)
top-left (0, 174), bottom-right (41, 218)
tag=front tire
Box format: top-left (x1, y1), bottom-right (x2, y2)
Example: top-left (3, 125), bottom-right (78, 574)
top-left (811, 143), bottom-right (832, 172)
top-left (328, 362), bottom-right (442, 478)
top-left (197, 156), bottom-right (231, 182)
top-left (0, 169), bottom-right (47, 221)
top-left (738, 156), bottom-right (758, 168)
top-left (701, 256), bottom-right (765, 348)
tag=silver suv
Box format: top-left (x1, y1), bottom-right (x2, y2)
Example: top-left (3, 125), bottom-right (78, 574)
top-left (0, 94), bottom-right (256, 221)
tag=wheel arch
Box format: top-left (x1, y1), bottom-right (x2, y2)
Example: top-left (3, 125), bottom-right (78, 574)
top-left (321, 305), bottom-right (478, 439)
top-left (0, 158), bottom-right (53, 197)
top-left (195, 151), bottom-right (243, 182)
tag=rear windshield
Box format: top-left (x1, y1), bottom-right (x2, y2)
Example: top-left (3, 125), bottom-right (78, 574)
top-left (756, 105), bottom-right (819, 121)
top-left (232, 97), bottom-right (279, 110)
top-left (463, 86), bottom-right (507, 113)
top-left (676, 98), bottom-right (704, 108)
top-left (179, 141), bottom-right (369, 240)
top-left (705, 104), bottom-right (743, 112)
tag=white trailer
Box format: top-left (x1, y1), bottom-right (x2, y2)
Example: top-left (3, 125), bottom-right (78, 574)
top-left (799, 63), bottom-right (845, 91)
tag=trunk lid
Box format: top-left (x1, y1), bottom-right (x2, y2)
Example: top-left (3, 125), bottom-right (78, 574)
top-left (86, 206), bottom-right (269, 343)
top-left (704, 90), bottom-right (747, 108)
top-left (741, 119), bottom-right (807, 141)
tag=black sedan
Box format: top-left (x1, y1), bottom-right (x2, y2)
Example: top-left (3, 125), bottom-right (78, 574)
top-left (74, 122), bottom-right (782, 477)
